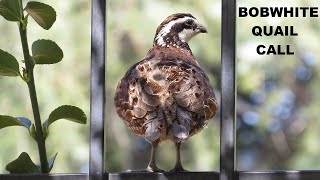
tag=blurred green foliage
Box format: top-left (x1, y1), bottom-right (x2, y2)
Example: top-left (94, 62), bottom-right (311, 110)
top-left (237, 0), bottom-right (320, 170)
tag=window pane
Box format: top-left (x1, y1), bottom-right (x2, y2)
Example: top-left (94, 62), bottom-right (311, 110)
top-left (106, 0), bottom-right (221, 172)
top-left (0, 0), bottom-right (90, 173)
top-left (237, 0), bottom-right (320, 170)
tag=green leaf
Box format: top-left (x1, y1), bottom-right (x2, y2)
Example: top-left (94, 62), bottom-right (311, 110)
top-left (0, 49), bottom-right (20, 77)
top-left (32, 39), bottom-right (63, 64)
top-left (48, 153), bottom-right (58, 172)
top-left (0, 115), bottom-right (31, 129)
top-left (46, 105), bottom-right (87, 127)
top-left (24, 1), bottom-right (56, 30)
top-left (6, 152), bottom-right (40, 174)
top-left (0, 0), bottom-right (22, 22)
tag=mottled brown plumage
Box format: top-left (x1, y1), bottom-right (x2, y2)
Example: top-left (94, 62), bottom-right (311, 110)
top-left (114, 13), bottom-right (218, 172)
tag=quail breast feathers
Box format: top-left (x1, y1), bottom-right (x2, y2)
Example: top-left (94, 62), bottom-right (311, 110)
top-left (114, 13), bottom-right (218, 172)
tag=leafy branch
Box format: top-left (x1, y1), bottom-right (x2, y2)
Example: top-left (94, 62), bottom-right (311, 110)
top-left (0, 0), bottom-right (87, 173)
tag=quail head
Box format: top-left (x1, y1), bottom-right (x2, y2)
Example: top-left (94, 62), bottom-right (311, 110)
top-left (114, 13), bottom-right (218, 172)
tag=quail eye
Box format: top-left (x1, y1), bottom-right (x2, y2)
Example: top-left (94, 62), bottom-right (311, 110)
top-left (185, 19), bottom-right (194, 26)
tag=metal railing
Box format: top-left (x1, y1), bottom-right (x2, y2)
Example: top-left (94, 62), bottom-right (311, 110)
top-left (1, 0), bottom-right (320, 180)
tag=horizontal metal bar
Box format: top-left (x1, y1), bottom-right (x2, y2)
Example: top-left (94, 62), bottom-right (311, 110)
top-left (0, 172), bottom-right (219, 180)
top-left (3, 171), bottom-right (320, 180)
top-left (238, 170), bottom-right (320, 180)
top-left (109, 172), bottom-right (219, 180)
top-left (0, 174), bottom-right (88, 180)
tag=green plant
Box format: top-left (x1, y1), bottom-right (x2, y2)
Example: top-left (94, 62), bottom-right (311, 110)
top-left (0, 0), bottom-right (87, 173)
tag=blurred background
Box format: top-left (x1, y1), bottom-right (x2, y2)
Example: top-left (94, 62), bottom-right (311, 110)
top-left (0, 0), bottom-right (319, 174)
top-left (236, 0), bottom-right (320, 170)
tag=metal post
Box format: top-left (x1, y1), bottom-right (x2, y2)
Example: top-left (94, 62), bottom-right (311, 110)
top-left (90, 0), bottom-right (106, 180)
top-left (220, 0), bottom-right (236, 179)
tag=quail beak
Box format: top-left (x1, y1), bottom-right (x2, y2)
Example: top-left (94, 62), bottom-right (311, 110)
top-left (196, 24), bottom-right (207, 33)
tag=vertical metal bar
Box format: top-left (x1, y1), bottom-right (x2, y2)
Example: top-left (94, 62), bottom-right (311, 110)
top-left (90, 0), bottom-right (106, 180)
top-left (220, 0), bottom-right (236, 179)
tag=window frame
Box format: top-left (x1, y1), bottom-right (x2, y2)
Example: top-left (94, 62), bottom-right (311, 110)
top-left (1, 0), bottom-right (320, 180)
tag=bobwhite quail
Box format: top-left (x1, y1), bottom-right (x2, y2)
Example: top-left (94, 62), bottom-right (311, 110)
top-left (114, 13), bottom-right (218, 172)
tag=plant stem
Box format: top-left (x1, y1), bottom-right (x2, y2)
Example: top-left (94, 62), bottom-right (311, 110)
top-left (19, 20), bottom-right (49, 173)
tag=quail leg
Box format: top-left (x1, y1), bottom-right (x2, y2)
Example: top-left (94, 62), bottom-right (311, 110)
top-left (170, 142), bottom-right (187, 172)
top-left (146, 139), bottom-right (164, 172)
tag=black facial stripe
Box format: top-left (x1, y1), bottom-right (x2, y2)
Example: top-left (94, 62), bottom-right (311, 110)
top-left (185, 19), bottom-right (194, 26)
top-left (170, 22), bottom-right (194, 34)
top-left (171, 23), bottom-right (184, 33)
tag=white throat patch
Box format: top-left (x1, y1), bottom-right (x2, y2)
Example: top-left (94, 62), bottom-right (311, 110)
top-left (155, 17), bottom-right (197, 47)
top-left (178, 29), bottom-right (198, 43)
